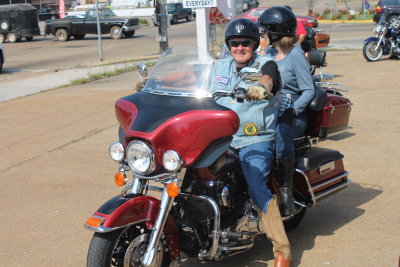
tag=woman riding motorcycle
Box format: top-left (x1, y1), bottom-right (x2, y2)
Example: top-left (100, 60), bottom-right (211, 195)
top-left (258, 7), bottom-right (316, 217)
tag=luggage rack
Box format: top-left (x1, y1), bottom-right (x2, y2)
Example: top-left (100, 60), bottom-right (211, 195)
top-left (316, 81), bottom-right (349, 95)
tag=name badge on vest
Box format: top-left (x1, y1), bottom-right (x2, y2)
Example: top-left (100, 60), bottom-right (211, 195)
top-left (243, 122), bottom-right (258, 136)
top-left (214, 76), bottom-right (230, 86)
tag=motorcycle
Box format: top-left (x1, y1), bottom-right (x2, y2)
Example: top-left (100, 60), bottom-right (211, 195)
top-left (84, 46), bottom-right (351, 267)
top-left (363, 14), bottom-right (400, 61)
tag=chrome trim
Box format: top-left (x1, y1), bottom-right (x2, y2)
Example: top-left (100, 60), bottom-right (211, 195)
top-left (316, 82), bottom-right (349, 93)
top-left (295, 169), bottom-right (350, 206)
top-left (312, 171), bottom-right (349, 191)
top-left (126, 140), bottom-right (156, 176)
top-left (142, 178), bottom-right (179, 267)
top-left (179, 193), bottom-right (220, 260)
top-left (218, 243), bottom-right (253, 252)
top-left (295, 168), bottom-right (317, 206)
top-left (123, 25), bottom-right (141, 31)
top-left (84, 218), bottom-right (149, 233)
top-left (314, 179), bottom-right (351, 200)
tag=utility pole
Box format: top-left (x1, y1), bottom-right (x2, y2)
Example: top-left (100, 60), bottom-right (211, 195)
top-left (155, 0), bottom-right (168, 52)
top-left (95, 0), bottom-right (104, 61)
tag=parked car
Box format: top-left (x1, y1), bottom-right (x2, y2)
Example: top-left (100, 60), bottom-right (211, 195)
top-left (37, 7), bottom-right (59, 21)
top-left (45, 8), bottom-right (140, 41)
top-left (373, 0), bottom-right (400, 25)
top-left (0, 43), bottom-right (4, 73)
top-left (0, 4), bottom-right (41, 43)
top-left (152, 2), bottom-right (193, 26)
top-left (238, 7), bottom-right (318, 28)
top-left (242, 0), bottom-right (259, 12)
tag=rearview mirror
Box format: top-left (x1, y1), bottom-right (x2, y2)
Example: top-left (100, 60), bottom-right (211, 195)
top-left (136, 64), bottom-right (148, 78)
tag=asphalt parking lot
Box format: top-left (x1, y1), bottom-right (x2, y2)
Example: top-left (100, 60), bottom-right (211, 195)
top-left (1, 47), bottom-right (399, 266)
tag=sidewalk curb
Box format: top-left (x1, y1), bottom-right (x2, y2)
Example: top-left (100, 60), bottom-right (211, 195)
top-left (0, 54), bottom-right (161, 103)
top-left (319, 19), bottom-right (374, 24)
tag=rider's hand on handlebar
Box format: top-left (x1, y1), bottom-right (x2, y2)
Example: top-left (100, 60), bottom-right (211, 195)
top-left (247, 85), bottom-right (269, 100)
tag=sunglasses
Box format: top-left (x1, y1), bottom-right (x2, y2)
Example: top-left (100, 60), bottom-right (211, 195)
top-left (228, 39), bottom-right (253, 47)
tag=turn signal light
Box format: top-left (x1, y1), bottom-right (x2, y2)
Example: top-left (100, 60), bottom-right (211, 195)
top-left (114, 172), bottom-right (126, 186)
top-left (166, 182), bottom-right (180, 197)
top-left (85, 216), bottom-right (103, 228)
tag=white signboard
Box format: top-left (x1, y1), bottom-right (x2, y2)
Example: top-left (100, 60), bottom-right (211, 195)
top-left (183, 0), bottom-right (217, 8)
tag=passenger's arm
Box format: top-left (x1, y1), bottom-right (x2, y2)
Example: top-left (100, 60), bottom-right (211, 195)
top-left (292, 54), bottom-right (315, 115)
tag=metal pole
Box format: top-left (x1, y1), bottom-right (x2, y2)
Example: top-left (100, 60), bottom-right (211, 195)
top-left (156, 0), bottom-right (168, 52)
top-left (95, 0), bottom-right (104, 61)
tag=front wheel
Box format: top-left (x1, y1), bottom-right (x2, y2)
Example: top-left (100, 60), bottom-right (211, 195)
top-left (110, 26), bottom-right (123, 40)
top-left (363, 41), bottom-right (383, 62)
top-left (87, 224), bottom-right (171, 267)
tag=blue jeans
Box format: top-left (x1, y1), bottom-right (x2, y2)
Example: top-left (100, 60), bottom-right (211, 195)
top-left (239, 141), bottom-right (274, 213)
top-left (275, 111), bottom-right (308, 159)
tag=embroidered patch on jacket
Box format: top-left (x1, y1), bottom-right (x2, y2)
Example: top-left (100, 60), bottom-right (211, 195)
top-left (243, 122), bottom-right (258, 136)
top-left (214, 76), bottom-right (230, 85)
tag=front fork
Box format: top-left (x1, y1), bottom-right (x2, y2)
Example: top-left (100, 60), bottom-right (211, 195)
top-left (375, 33), bottom-right (385, 51)
top-left (136, 176), bottom-right (180, 267)
top-left (142, 187), bottom-right (175, 266)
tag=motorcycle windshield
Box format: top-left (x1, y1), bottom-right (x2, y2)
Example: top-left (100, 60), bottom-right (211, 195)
top-left (142, 46), bottom-right (214, 98)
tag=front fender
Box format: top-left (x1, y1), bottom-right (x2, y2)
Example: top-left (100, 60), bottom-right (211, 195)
top-left (364, 36), bottom-right (380, 44)
top-left (85, 194), bottom-right (160, 232)
top-left (85, 194), bottom-right (181, 260)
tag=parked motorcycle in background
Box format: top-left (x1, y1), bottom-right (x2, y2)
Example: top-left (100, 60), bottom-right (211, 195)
top-left (363, 13), bottom-right (400, 61)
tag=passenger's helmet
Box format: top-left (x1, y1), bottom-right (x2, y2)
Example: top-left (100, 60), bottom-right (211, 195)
top-left (225, 18), bottom-right (260, 50)
top-left (258, 6), bottom-right (297, 38)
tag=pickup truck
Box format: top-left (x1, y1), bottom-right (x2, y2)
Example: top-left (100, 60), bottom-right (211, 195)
top-left (45, 8), bottom-right (140, 41)
top-left (152, 2), bottom-right (193, 26)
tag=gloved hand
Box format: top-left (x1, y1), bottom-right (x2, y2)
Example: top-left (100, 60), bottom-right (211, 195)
top-left (247, 85), bottom-right (267, 100)
top-left (134, 79), bottom-right (147, 92)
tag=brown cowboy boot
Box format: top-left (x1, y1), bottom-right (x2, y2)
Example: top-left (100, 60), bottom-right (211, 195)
top-left (261, 196), bottom-right (292, 267)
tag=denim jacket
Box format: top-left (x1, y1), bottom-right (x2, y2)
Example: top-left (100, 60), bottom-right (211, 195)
top-left (210, 54), bottom-right (279, 149)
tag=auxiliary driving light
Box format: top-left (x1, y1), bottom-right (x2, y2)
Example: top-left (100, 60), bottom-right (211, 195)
top-left (162, 150), bottom-right (183, 172)
top-left (109, 142), bottom-right (125, 162)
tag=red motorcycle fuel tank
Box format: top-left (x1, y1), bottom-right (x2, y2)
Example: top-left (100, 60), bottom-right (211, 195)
top-left (115, 92), bottom-right (240, 167)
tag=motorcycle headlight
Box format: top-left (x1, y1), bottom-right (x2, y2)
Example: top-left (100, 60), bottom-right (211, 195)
top-left (109, 142), bottom-right (125, 162)
top-left (163, 150), bottom-right (183, 172)
top-left (126, 141), bottom-right (155, 174)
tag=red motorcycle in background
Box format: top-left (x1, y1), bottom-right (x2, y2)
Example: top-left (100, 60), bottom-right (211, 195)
top-left (84, 46), bottom-right (351, 267)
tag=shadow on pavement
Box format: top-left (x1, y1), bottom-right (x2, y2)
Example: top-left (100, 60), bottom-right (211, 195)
top-left (181, 182), bottom-right (382, 266)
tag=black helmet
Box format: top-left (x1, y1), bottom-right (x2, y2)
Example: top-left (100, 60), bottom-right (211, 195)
top-left (225, 18), bottom-right (260, 50)
top-left (258, 6), bottom-right (297, 38)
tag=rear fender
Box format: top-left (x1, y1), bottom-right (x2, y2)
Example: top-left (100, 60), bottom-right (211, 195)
top-left (364, 37), bottom-right (380, 44)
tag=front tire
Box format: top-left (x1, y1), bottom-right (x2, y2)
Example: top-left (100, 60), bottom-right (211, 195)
top-left (87, 224), bottom-right (171, 267)
top-left (363, 41), bottom-right (383, 62)
top-left (186, 13), bottom-right (192, 22)
top-left (110, 26), bottom-right (123, 40)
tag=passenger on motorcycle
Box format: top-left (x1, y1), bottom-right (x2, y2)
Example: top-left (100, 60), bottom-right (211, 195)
top-left (210, 18), bottom-right (292, 267)
top-left (259, 7), bottom-right (315, 217)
